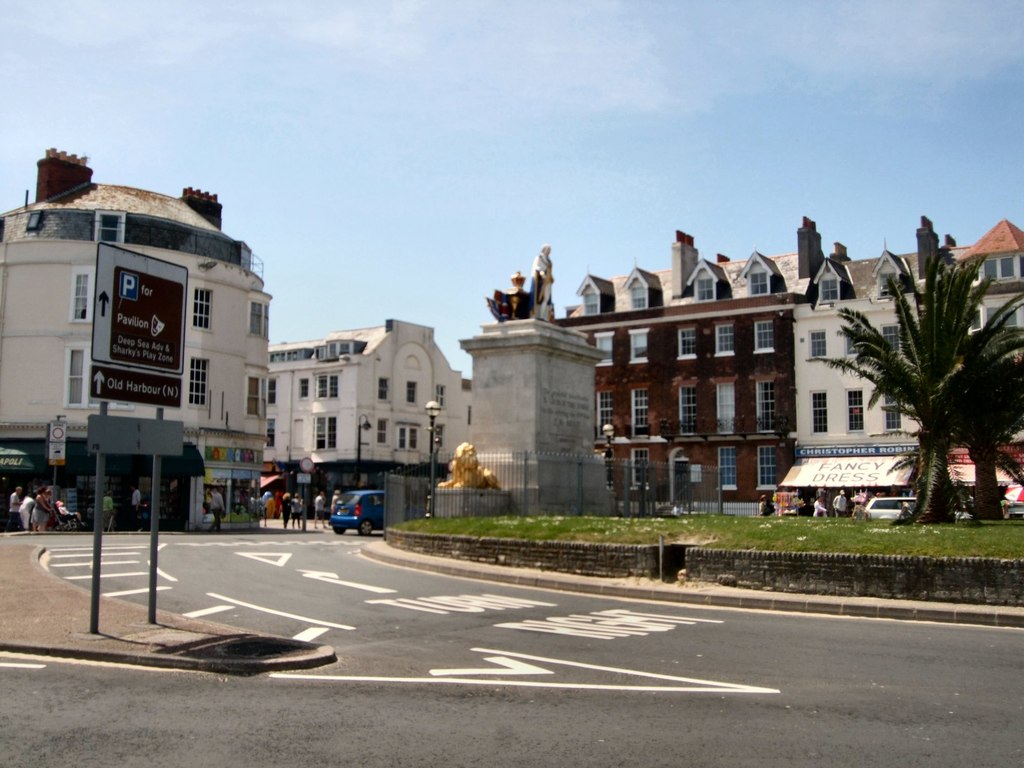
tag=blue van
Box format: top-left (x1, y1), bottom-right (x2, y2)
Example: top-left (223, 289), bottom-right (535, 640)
top-left (330, 490), bottom-right (384, 535)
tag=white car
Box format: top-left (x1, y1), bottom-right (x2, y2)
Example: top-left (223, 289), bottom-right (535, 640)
top-left (864, 496), bottom-right (916, 520)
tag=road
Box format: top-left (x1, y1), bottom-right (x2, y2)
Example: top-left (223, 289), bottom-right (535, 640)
top-left (2, 530), bottom-right (1022, 768)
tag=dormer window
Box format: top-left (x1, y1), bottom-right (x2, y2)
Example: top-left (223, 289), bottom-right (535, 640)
top-left (696, 275), bottom-right (715, 302)
top-left (94, 211), bottom-right (125, 243)
top-left (878, 271), bottom-right (895, 297)
top-left (630, 282), bottom-right (647, 310)
top-left (820, 276), bottom-right (839, 302)
top-left (749, 268), bottom-right (768, 296)
top-left (582, 289), bottom-right (600, 316)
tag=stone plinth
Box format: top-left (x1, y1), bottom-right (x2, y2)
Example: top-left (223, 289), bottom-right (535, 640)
top-left (460, 320), bottom-right (604, 455)
top-left (434, 488), bottom-right (510, 518)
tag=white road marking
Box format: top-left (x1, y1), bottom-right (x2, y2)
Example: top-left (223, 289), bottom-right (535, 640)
top-left (273, 647), bottom-right (779, 694)
top-left (294, 627), bottom-right (331, 643)
top-left (298, 569), bottom-right (396, 594)
top-left (0, 661), bottom-right (47, 669)
top-left (365, 593), bottom-right (556, 614)
top-left (155, 567), bottom-right (177, 583)
top-left (183, 605), bottom-right (235, 619)
top-left (237, 552), bottom-right (293, 567)
top-left (104, 586), bottom-right (171, 598)
top-left (430, 656), bottom-right (552, 677)
top-left (51, 560), bottom-right (140, 568)
top-left (206, 592), bottom-right (356, 631)
top-left (66, 571), bottom-right (148, 580)
top-left (495, 608), bottom-right (724, 639)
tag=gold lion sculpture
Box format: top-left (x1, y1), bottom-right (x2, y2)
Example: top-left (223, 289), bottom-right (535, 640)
top-left (438, 442), bottom-right (501, 490)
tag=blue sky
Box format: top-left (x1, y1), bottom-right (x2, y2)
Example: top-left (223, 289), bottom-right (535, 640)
top-left (3, 1), bottom-right (1023, 374)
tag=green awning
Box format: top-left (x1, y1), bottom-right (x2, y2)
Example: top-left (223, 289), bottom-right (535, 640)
top-left (162, 444), bottom-right (205, 477)
top-left (0, 444), bottom-right (45, 473)
top-left (67, 441), bottom-right (204, 477)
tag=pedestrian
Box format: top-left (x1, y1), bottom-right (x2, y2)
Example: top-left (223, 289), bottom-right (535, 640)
top-left (208, 486), bottom-right (225, 532)
top-left (261, 490), bottom-right (272, 527)
top-left (131, 485), bottom-right (142, 530)
top-left (813, 495), bottom-right (828, 517)
top-left (32, 486), bottom-right (53, 532)
top-left (19, 492), bottom-right (36, 532)
top-left (6, 485), bottom-right (24, 532)
top-left (758, 494), bottom-right (775, 517)
top-left (313, 490), bottom-right (326, 529)
top-left (832, 489), bottom-right (848, 517)
top-left (102, 490), bottom-right (116, 531)
top-left (281, 493), bottom-right (292, 528)
top-left (291, 494), bottom-right (303, 528)
top-left (264, 492), bottom-right (276, 527)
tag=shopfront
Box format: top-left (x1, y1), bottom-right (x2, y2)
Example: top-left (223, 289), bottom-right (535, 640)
top-left (200, 444), bottom-right (263, 529)
top-left (780, 444), bottom-right (916, 510)
top-left (0, 438), bottom-right (204, 530)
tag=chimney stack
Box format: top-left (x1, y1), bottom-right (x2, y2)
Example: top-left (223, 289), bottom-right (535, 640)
top-left (182, 187), bottom-right (223, 230)
top-left (797, 216), bottom-right (824, 279)
top-left (36, 148), bottom-right (93, 202)
top-left (832, 242), bottom-right (849, 262)
top-left (671, 230), bottom-right (699, 298)
top-left (916, 215), bottom-right (939, 274)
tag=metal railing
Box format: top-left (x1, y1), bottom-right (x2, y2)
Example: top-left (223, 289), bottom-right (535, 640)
top-left (384, 451), bottom-right (759, 527)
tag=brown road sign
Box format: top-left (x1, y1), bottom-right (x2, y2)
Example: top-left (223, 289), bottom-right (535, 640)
top-left (92, 243), bottom-right (188, 375)
top-left (90, 364), bottom-right (182, 408)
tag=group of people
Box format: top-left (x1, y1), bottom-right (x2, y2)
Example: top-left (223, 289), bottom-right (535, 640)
top-left (5, 483), bottom-right (59, 532)
top-left (256, 488), bottom-right (341, 530)
top-left (812, 488), bottom-right (868, 518)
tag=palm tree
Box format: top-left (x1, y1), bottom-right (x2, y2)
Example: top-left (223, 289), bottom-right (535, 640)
top-left (950, 305), bottom-right (1024, 519)
top-left (826, 255), bottom-right (1024, 523)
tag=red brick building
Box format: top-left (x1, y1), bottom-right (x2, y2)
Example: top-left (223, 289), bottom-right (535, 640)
top-left (557, 223), bottom-right (823, 502)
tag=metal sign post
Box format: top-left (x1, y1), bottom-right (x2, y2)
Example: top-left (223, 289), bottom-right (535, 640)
top-left (88, 243), bottom-right (188, 635)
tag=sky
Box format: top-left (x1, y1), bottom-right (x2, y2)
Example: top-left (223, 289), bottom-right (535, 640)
top-left (3, 1), bottom-right (1023, 374)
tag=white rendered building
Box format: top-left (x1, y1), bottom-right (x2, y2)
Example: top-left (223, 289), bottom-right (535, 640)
top-left (265, 320), bottom-right (471, 494)
top-left (0, 149), bottom-right (270, 529)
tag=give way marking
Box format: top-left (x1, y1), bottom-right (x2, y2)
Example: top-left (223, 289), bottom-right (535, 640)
top-left (272, 647), bottom-right (780, 694)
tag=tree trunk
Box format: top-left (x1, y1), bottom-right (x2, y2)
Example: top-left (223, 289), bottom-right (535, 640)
top-left (971, 450), bottom-right (1003, 520)
top-left (916, 438), bottom-right (955, 524)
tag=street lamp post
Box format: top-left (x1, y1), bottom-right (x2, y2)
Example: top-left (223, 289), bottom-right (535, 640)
top-left (425, 400), bottom-right (441, 517)
top-left (354, 414), bottom-right (371, 489)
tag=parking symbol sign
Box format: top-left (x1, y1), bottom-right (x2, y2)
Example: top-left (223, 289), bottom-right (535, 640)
top-left (119, 270), bottom-right (139, 301)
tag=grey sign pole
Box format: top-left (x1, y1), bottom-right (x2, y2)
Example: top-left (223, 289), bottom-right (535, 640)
top-left (148, 407), bottom-right (164, 624)
top-left (89, 402), bottom-right (108, 634)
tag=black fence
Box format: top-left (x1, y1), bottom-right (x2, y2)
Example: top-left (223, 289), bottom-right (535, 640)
top-left (384, 451), bottom-right (759, 528)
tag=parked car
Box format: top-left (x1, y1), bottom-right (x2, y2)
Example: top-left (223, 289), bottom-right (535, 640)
top-left (330, 490), bottom-right (385, 536)
top-left (864, 496), bottom-right (916, 521)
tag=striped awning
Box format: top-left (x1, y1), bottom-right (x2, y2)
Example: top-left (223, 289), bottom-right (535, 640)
top-left (781, 456), bottom-right (913, 489)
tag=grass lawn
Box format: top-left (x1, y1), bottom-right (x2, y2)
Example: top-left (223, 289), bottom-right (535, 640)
top-left (393, 515), bottom-right (1024, 559)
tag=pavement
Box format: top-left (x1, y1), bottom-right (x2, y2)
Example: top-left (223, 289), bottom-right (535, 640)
top-left (2, 532), bottom-right (1023, 676)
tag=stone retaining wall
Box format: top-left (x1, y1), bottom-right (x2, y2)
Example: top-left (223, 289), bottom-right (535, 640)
top-left (385, 530), bottom-right (1024, 606)
top-left (384, 530), bottom-right (683, 579)
top-left (685, 548), bottom-right (1024, 606)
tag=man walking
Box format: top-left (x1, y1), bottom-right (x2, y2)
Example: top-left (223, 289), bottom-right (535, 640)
top-left (6, 486), bottom-right (23, 532)
top-left (209, 487), bottom-right (225, 532)
top-left (313, 490), bottom-right (326, 529)
top-left (832, 489), bottom-right (848, 517)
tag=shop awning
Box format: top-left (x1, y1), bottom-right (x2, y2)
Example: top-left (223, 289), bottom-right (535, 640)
top-left (781, 456), bottom-right (913, 488)
top-left (261, 474), bottom-right (284, 489)
top-left (0, 444), bottom-right (45, 473)
top-left (162, 444), bottom-right (205, 477)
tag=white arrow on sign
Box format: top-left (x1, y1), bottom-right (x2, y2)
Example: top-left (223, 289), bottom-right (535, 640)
top-left (430, 656), bottom-right (553, 677)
